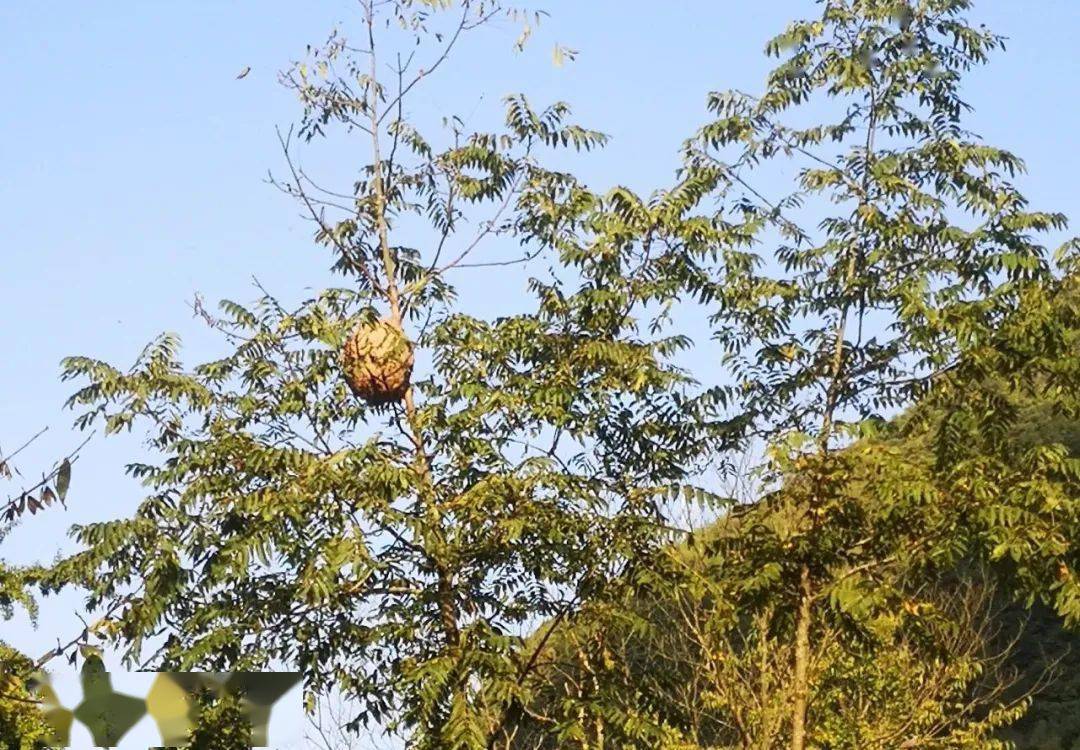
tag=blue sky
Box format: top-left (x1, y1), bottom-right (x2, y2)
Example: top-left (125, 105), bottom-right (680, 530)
top-left (2, 1), bottom-right (1079, 745)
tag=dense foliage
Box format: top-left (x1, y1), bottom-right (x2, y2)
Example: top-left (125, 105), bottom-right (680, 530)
top-left (497, 279), bottom-right (1080, 748)
top-left (183, 689), bottom-right (254, 750)
top-left (0, 643), bottom-right (51, 750)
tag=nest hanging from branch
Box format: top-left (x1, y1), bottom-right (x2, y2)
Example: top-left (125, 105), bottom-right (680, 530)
top-left (340, 318), bottom-right (414, 405)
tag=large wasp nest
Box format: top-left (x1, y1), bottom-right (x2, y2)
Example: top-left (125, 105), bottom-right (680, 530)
top-left (340, 318), bottom-right (414, 405)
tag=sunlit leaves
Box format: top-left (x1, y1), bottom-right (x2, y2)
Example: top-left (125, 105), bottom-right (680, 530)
top-left (49, 4), bottom-right (732, 750)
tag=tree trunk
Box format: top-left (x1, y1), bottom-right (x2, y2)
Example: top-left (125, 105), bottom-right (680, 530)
top-left (789, 564), bottom-right (812, 750)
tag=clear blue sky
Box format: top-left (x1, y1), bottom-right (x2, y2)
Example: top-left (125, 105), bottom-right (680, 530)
top-left (2, 1), bottom-right (1078, 745)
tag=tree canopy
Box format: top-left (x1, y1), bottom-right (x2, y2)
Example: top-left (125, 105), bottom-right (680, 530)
top-left (494, 274), bottom-right (1080, 749)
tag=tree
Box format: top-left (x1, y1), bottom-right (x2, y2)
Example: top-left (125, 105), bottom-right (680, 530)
top-left (50, 2), bottom-right (732, 748)
top-left (183, 688), bottom-right (253, 750)
top-left (0, 643), bottom-right (52, 750)
top-left (1001, 603), bottom-right (1080, 750)
top-left (497, 329), bottom-right (1080, 747)
top-left (1, 428), bottom-right (85, 749)
top-left (1, 428), bottom-right (77, 623)
top-left (307, 689), bottom-right (368, 750)
top-left (502, 556), bottom-right (1037, 750)
top-left (500, 0), bottom-right (1080, 746)
top-left (672, 1), bottom-right (1080, 747)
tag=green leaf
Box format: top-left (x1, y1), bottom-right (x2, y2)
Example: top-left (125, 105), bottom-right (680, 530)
top-left (56, 458), bottom-right (71, 502)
